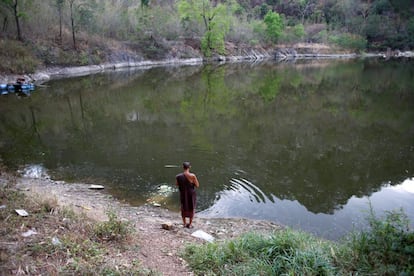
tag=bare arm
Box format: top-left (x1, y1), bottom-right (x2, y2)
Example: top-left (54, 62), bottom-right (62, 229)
top-left (192, 174), bottom-right (200, 188)
top-left (183, 172), bottom-right (200, 188)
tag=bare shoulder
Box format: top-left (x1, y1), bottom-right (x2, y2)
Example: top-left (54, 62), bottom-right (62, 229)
top-left (191, 173), bottom-right (200, 187)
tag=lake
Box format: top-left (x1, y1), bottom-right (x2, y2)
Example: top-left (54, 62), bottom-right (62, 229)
top-left (1, 58), bottom-right (413, 240)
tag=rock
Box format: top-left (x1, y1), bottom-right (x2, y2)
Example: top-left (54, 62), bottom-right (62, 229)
top-left (191, 230), bottom-right (215, 243)
top-left (22, 229), bottom-right (37, 237)
top-left (51, 236), bottom-right (62, 246)
top-left (31, 72), bottom-right (50, 83)
top-left (162, 222), bottom-right (174, 230)
top-left (15, 209), bottom-right (28, 216)
top-left (88, 184), bottom-right (104, 190)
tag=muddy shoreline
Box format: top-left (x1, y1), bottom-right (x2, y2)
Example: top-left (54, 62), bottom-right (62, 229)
top-left (12, 175), bottom-right (282, 236)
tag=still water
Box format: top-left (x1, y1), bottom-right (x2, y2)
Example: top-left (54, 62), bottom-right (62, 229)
top-left (1, 59), bottom-right (413, 240)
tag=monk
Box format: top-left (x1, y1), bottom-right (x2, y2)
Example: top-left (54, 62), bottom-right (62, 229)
top-left (176, 161), bottom-right (200, 228)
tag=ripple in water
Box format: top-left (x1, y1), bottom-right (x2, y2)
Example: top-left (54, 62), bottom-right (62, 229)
top-left (20, 164), bottom-right (50, 179)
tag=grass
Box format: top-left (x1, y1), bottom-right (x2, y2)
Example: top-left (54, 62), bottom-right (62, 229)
top-left (184, 230), bottom-right (335, 275)
top-left (337, 207), bottom-right (414, 275)
top-left (94, 210), bottom-right (132, 242)
top-left (183, 208), bottom-right (414, 275)
top-left (0, 177), bottom-right (151, 275)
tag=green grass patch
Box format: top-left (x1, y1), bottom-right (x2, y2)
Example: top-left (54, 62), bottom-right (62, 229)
top-left (337, 208), bottom-right (414, 275)
top-left (184, 230), bottom-right (335, 275)
top-left (183, 209), bottom-right (414, 275)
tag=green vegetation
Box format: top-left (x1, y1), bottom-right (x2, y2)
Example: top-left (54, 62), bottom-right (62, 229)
top-left (0, 0), bottom-right (413, 73)
top-left (0, 177), bottom-right (148, 275)
top-left (183, 209), bottom-right (414, 275)
top-left (178, 0), bottom-right (231, 56)
top-left (94, 210), bottom-right (132, 242)
top-left (263, 10), bottom-right (284, 43)
top-left (339, 208), bottom-right (414, 274)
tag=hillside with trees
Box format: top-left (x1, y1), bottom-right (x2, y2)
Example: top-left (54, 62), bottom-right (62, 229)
top-left (0, 0), bottom-right (413, 74)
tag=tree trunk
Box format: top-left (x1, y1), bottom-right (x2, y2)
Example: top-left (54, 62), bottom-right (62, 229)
top-left (2, 16), bottom-right (8, 32)
top-left (69, 0), bottom-right (76, 49)
top-left (12, 0), bottom-right (22, 41)
top-left (58, 9), bottom-right (62, 44)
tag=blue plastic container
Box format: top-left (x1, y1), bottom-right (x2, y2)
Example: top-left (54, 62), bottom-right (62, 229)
top-left (7, 84), bottom-right (15, 92)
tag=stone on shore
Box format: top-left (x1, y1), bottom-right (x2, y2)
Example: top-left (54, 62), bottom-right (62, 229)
top-left (161, 222), bottom-right (174, 230)
top-left (191, 230), bottom-right (215, 243)
top-left (89, 184), bottom-right (104, 190)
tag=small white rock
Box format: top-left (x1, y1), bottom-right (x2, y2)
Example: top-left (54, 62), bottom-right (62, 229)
top-left (191, 230), bottom-right (215, 243)
top-left (15, 209), bottom-right (29, 216)
top-left (89, 184), bottom-right (104, 190)
top-left (22, 229), bottom-right (37, 237)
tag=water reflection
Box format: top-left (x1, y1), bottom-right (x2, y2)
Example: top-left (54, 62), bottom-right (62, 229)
top-left (227, 178), bottom-right (272, 204)
top-left (200, 177), bottom-right (414, 240)
top-left (0, 59), bottom-right (413, 240)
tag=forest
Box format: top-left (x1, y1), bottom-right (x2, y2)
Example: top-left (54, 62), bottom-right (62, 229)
top-left (0, 0), bottom-right (413, 72)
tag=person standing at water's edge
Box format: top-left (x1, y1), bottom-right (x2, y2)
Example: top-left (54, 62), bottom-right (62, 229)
top-left (176, 161), bottom-right (199, 228)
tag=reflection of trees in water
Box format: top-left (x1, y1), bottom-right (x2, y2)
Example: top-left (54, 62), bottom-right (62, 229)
top-left (196, 60), bottom-right (414, 214)
top-left (0, 60), bottom-right (413, 214)
top-left (29, 106), bottom-right (41, 141)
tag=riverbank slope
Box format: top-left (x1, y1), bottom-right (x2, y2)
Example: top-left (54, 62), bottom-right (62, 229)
top-left (0, 39), bottom-right (367, 85)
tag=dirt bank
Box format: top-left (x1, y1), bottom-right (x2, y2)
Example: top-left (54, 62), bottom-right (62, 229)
top-left (6, 174), bottom-right (282, 275)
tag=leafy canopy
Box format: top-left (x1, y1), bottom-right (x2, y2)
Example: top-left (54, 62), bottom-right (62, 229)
top-left (264, 10), bottom-right (284, 43)
top-left (178, 0), bottom-right (231, 57)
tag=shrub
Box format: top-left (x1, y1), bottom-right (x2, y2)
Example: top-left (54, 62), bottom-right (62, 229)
top-left (328, 33), bottom-right (367, 52)
top-left (94, 211), bottom-right (132, 241)
top-left (338, 208), bottom-right (414, 275)
top-left (281, 24), bottom-right (305, 43)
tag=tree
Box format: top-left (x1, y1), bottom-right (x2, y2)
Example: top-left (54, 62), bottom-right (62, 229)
top-left (0, 0), bottom-right (23, 40)
top-left (408, 17), bottom-right (414, 47)
top-left (264, 10), bottom-right (284, 43)
top-left (177, 0), bottom-right (230, 57)
top-left (68, 0), bottom-right (76, 49)
top-left (55, 0), bottom-right (65, 45)
top-left (297, 0), bottom-right (316, 24)
top-left (66, 0), bottom-right (95, 50)
top-left (389, 0), bottom-right (413, 19)
top-left (0, 4), bottom-right (8, 32)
